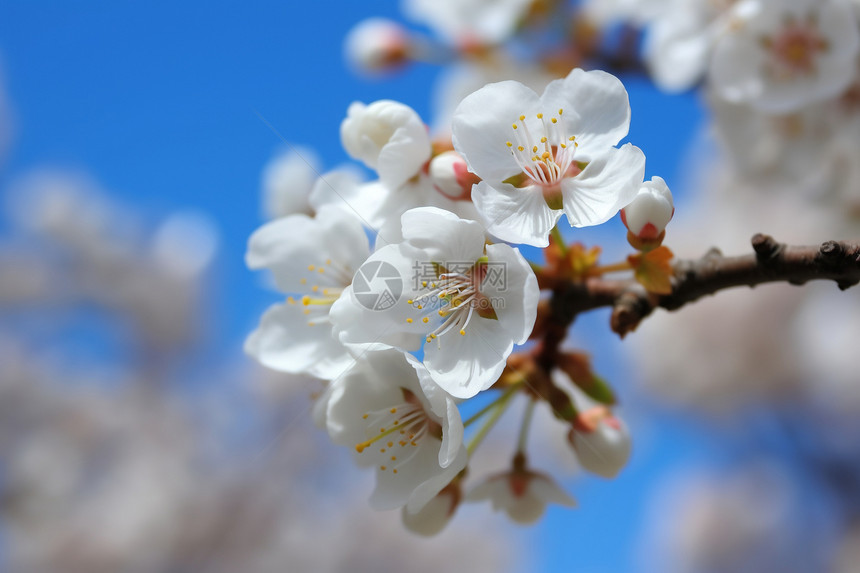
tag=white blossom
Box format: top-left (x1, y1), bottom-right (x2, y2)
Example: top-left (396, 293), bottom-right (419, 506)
top-left (466, 464), bottom-right (576, 524)
top-left (643, 0), bottom-right (734, 92)
top-left (325, 350), bottom-right (467, 513)
top-left (709, 0), bottom-right (860, 113)
top-left (403, 0), bottom-right (533, 46)
top-left (330, 207), bottom-right (539, 399)
top-left (245, 205), bottom-right (370, 380)
top-left (345, 18), bottom-right (411, 72)
top-left (451, 68), bottom-right (645, 247)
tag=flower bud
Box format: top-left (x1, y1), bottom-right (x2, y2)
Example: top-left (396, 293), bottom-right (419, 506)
top-left (340, 99), bottom-right (431, 189)
top-left (428, 150), bottom-right (479, 200)
top-left (620, 176), bottom-right (674, 246)
top-left (568, 406), bottom-right (632, 478)
top-left (344, 18), bottom-right (411, 73)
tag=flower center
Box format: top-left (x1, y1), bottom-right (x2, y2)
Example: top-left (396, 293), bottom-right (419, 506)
top-left (355, 389), bottom-right (440, 475)
top-left (405, 260), bottom-right (498, 343)
top-left (287, 258), bottom-right (351, 327)
top-left (505, 109), bottom-right (579, 189)
top-left (761, 15), bottom-right (829, 80)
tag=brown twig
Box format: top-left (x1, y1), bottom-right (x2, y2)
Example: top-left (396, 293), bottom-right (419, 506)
top-left (555, 234), bottom-right (860, 338)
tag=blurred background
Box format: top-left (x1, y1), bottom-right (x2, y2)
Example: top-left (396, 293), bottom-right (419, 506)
top-left (1, 1), bottom-right (859, 572)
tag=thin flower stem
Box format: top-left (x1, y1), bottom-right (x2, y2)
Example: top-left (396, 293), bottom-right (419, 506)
top-left (462, 381), bottom-right (523, 428)
top-left (467, 391), bottom-right (516, 456)
top-left (590, 260), bottom-right (633, 275)
top-left (516, 398), bottom-right (537, 454)
top-left (550, 226), bottom-right (567, 255)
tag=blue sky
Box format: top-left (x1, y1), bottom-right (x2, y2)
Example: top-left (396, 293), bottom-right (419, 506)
top-left (0, 1), bottom-right (716, 570)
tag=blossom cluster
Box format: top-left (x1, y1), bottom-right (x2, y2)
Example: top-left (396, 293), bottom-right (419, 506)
top-left (249, 0), bottom-right (860, 539)
top-left (246, 67), bottom-right (657, 532)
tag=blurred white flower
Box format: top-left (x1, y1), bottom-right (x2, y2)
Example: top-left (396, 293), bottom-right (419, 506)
top-left (403, 0), bottom-right (533, 46)
top-left (466, 461), bottom-right (576, 524)
top-left (710, 0), bottom-right (860, 113)
top-left (344, 18), bottom-right (412, 73)
top-left (643, 0), bottom-right (734, 92)
top-left (261, 147), bottom-right (321, 219)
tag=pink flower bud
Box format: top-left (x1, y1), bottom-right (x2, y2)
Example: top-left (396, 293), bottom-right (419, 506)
top-left (620, 176), bottom-right (674, 240)
top-left (428, 150), bottom-right (479, 200)
top-left (344, 18), bottom-right (411, 72)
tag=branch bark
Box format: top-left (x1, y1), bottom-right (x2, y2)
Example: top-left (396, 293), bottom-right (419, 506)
top-left (550, 234), bottom-right (860, 338)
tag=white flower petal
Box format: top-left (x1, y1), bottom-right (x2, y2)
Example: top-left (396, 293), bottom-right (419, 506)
top-left (401, 206), bottom-right (486, 263)
top-left (246, 206), bottom-right (369, 294)
top-left (529, 474), bottom-right (577, 508)
top-left (472, 180), bottom-right (561, 247)
top-left (644, 5), bottom-right (713, 92)
top-left (244, 303), bottom-right (352, 380)
top-left (330, 244), bottom-right (428, 350)
top-left (424, 317), bottom-right (512, 398)
top-left (482, 243), bottom-right (539, 346)
top-left (562, 143), bottom-right (645, 228)
top-left (401, 489), bottom-right (457, 537)
top-left (548, 68), bottom-right (632, 157)
top-left (451, 80), bottom-right (542, 183)
top-left (406, 448), bottom-right (467, 513)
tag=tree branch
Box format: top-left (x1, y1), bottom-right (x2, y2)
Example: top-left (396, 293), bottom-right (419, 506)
top-left (551, 234), bottom-right (860, 338)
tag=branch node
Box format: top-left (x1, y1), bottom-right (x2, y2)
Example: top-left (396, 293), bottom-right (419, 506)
top-left (819, 240), bottom-right (843, 260)
top-left (751, 233), bottom-right (783, 263)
